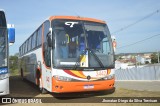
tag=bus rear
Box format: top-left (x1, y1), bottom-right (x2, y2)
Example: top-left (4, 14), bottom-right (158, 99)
top-left (47, 16), bottom-right (115, 93)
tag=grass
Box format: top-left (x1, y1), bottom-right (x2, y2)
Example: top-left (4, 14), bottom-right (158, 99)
top-left (9, 69), bottom-right (19, 76)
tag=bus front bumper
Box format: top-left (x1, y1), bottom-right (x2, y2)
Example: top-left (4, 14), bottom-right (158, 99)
top-left (0, 78), bottom-right (9, 96)
top-left (52, 78), bottom-right (115, 93)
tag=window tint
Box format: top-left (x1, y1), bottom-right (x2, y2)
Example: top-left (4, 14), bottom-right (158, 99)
top-left (20, 24), bottom-right (43, 56)
top-left (43, 21), bottom-right (51, 67)
top-left (32, 32), bottom-right (37, 49)
top-left (28, 37), bottom-right (32, 51)
top-left (21, 45), bottom-right (23, 55)
top-left (37, 26), bottom-right (42, 46)
top-left (44, 22), bottom-right (50, 42)
top-left (0, 11), bottom-right (6, 27)
top-left (23, 43), bottom-right (26, 53)
top-left (26, 40), bottom-right (29, 52)
top-left (19, 47), bottom-right (21, 56)
top-left (21, 46), bottom-right (23, 55)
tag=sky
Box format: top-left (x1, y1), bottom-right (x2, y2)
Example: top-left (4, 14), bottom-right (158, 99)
top-left (0, 0), bottom-right (160, 55)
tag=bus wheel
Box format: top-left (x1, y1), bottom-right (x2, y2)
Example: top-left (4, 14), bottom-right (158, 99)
top-left (36, 70), bottom-right (47, 94)
top-left (39, 79), bottom-right (48, 94)
top-left (40, 87), bottom-right (48, 94)
top-left (21, 69), bottom-right (24, 80)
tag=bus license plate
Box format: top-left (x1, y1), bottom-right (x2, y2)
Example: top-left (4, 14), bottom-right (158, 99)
top-left (83, 84), bottom-right (94, 89)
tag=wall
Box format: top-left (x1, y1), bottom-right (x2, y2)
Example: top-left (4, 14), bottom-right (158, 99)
top-left (115, 64), bottom-right (160, 80)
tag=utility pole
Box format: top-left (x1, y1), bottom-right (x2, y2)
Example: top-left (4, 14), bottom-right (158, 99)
top-left (135, 55), bottom-right (137, 68)
top-left (158, 51), bottom-right (159, 63)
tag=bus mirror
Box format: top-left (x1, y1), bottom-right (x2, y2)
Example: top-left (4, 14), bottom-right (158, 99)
top-left (47, 33), bottom-right (52, 47)
top-left (7, 24), bottom-right (15, 46)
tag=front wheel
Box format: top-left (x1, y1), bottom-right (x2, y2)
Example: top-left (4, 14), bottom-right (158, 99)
top-left (40, 87), bottom-right (48, 94)
top-left (37, 71), bottom-right (48, 94)
top-left (39, 78), bottom-right (48, 94)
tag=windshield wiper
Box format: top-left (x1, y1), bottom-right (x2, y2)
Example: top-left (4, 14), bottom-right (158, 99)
top-left (73, 21), bottom-right (105, 70)
top-left (73, 48), bottom-right (105, 70)
top-left (88, 48), bottom-right (105, 68)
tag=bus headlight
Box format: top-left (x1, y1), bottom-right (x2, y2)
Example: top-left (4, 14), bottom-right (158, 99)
top-left (53, 75), bottom-right (73, 81)
top-left (0, 74), bottom-right (9, 80)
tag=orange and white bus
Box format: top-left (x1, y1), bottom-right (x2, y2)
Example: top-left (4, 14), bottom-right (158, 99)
top-left (19, 16), bottom-right (115, 93)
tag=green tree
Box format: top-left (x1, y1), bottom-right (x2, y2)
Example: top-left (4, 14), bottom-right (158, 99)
top-left (151, 53), bottom-right (160, 64)
top-left (9, 53), bottom-right (19, 75)
top-left (145, 61), bottom-right (149, 64)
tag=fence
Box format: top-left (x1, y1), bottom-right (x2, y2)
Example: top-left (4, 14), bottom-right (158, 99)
top-left (115, 64), bottom-right (160, 80)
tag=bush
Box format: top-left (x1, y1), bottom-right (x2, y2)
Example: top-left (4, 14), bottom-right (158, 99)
top-left (9, 53), bottom-right (19, 75)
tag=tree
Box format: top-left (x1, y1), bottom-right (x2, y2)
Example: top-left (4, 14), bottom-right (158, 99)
top-left (145, 61), bottom-right (149, 64)
top-left (151, 53), bottom-right (160, 64)
top-left (9, 53), bottom-right (19, 75)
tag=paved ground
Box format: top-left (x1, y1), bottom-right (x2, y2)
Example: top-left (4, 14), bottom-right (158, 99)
top-left (115, 81), bottom-right (160, 92)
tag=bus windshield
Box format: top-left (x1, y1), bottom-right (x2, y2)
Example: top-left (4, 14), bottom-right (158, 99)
top-left (0, 11), bottom-right (7, 27)
top-left (0, 28), bottom-right (7, 67)
top-left (0, 11), bottom-right (7, 67)
top-left (52, 19), bottom-right (114, 69)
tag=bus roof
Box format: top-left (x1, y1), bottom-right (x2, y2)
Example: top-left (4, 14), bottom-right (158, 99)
top-left (49, 16), bottom-right (106, 24)
top-left (0, 9), bottom-right (5, 12)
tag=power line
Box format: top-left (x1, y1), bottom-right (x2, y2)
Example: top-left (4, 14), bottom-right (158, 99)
top-left (117, 33), bottom-right (160, 49)
top-left (111, 9), bottom-right (160, 35)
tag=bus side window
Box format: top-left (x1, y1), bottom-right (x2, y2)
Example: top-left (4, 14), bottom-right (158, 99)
top-left (23, 42), bottom-right (26, 54)
top-left (19, 47), bottom-right (21, 56)
top-left (37, 26), bottom-right (42, 46)
top-left (32, 32), bottom-right (37, 49)
top-left (25, 40), bottom-right (28, 53)
top-left (43, 21), bottom-right (51, 67)
top-left (21, 44), bottom-right (23, 55)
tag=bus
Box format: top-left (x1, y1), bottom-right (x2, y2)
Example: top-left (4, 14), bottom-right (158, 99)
top-left (0, 10), bottom-right (15, 96)
top-left (19, 16), bottom-right (115, 93)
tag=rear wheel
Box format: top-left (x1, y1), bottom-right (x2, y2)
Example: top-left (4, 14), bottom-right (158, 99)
top-left (21, 68), bottom-right (24, 80)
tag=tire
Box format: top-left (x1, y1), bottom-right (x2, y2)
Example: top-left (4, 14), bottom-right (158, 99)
top-left (21, 69), bottom-right (24, 80)
top-left (40, 88), bottom-right (48, 94)
top-left (36, 70), bottom-right (48, 94)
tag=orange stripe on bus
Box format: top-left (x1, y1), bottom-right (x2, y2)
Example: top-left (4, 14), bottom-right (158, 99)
top-left (49, 16), bottom-right (106, 24)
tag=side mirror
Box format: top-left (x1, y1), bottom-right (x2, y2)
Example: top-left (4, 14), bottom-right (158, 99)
top-left (8, 24), bottom-right (15, 46)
